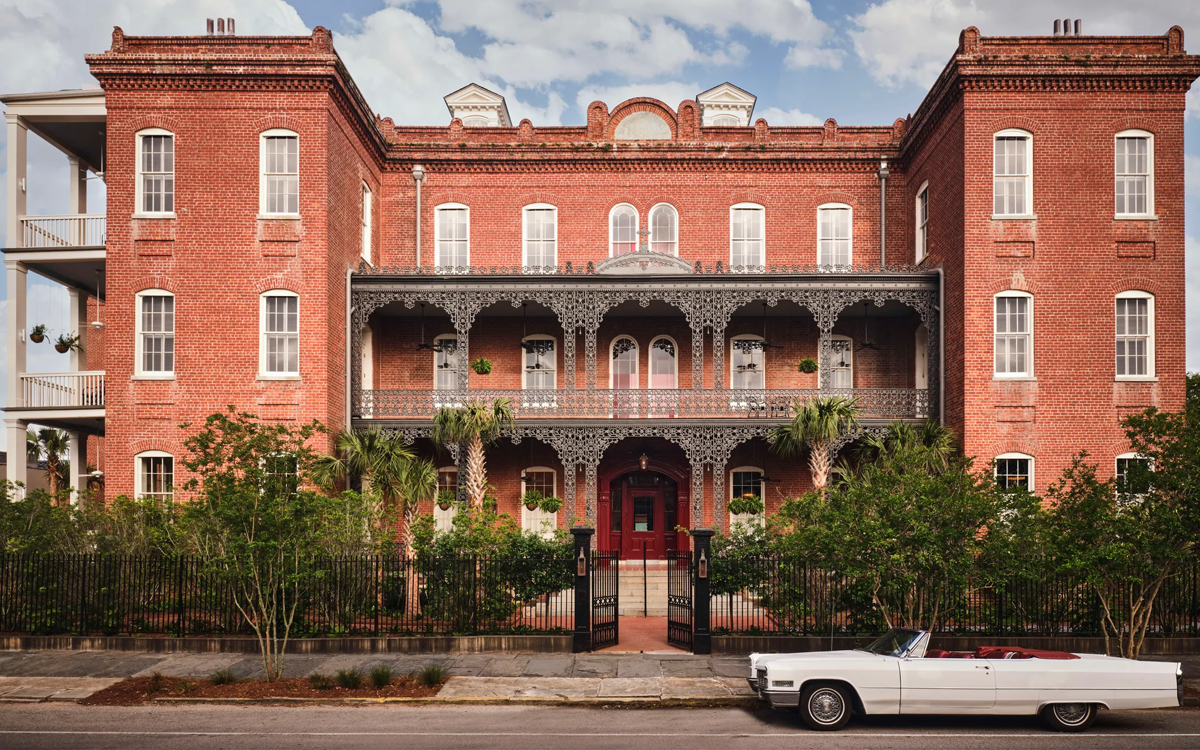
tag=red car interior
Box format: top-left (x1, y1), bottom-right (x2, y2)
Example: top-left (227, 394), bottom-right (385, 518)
top-left (924, 646), bottom-right (1079, 660)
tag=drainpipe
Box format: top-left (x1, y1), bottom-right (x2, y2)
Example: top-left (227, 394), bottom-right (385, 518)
top-left (877, 160), bottom-right (889, 266)
top-left (345, 266), bottom-right (354, 428)
top-left (412, 164), bottom-right (425, 266)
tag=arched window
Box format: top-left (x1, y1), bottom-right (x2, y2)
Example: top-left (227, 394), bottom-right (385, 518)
top-left (462, 116), bottom-right (489, 127)
top-left (729, 466), bottom-right (765, 527)
top-left (135, 450), bottom-right (174, 501)
top-left (260, 290), bottom-right (299, 378)
top-left (522, 335), bottom-right (556, 390)
top-left (993, 129), bottom-right (1032, 217)
top-left (831, 334), bottom-right (853, 388)
top-left (523, 203), bottom-right (557, 270)
top-left (914, 324), bottom-right (928, 390)
top-left (610, 204), bottom-right (638, 256)
top-left (435, 203), bottom-right (469, 270)
top-left (260, 128), bottom-right (299, 216)
top-left (818, 203), bottom-right (852, 266)
top-left (731, 335), bottom-right (765, 389)
top-left (610, 336), bottom-right (639, 389)
top-left (522, 466), bottom-right (558, 536)
top-left (1116, 291), bottom-right (1154, 379)
top-left (994, 291), bottom-right (1033, 378)
top-left (1115, 130), bottom-right (1153, 217)
top-left (915, 181), bottom-right (929, 262)
top-left (136, 128), bottom-right (174, 215)
top-left (433, 334), bottom-right (458, 391)
top-left (135, 289), bottom-right (175, 377)
top-left (995, 452), bottom-right (1033, 491)
top-left (730, 203), bottom-right (764, 269)
top-left (435, 467), bottom-right (458, 533)
top-left (649, 336), bottom-right (678, 389)
top-left (649, 204), bottom-right (678, 255)
top-left (712, 115), bottom-right (739, 127)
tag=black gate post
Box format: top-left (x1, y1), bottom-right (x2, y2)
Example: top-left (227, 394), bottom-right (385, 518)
top-left (692, 529), bottom-right (714, 655)
top-left (572, 527), bottom-right (593, 653)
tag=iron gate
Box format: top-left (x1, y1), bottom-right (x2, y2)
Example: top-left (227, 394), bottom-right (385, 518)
top-left (591, 550), bottom-right (619, 650)
top-left (667, 549), bottom-right (693, 650)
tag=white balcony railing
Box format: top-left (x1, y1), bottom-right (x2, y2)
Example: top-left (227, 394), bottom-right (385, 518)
top-left (20, 371), bottom-right (106, 409)
top-left (19, 214), bottom-right (107, 248)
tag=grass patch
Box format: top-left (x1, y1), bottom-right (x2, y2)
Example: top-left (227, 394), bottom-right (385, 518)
top-left (417, 663), bottom-right (447, 688)
top-left (147, 672), bottom-right (168, 693)
top-left (307, 672), bottom-right (334, 690)
top-left (209, 668), bottom-right (239, 686)
top-left (368, 664), bottom-right (394, 689)
top-left (336, 668), bottom-right (363, 690)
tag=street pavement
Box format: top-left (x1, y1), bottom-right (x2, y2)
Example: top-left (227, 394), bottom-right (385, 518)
top-left (0, 703), bottom-right (1198, 750)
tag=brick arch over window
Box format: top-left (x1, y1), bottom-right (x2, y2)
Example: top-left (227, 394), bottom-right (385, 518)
top-left (984, 274), bottom-right (1041, 296)
top-left (427, 193), bottom-right (470, 208)
top-left (725, 191), bottom-right (771, 207)
top-left (811, 192), bottom-right (860, 210)
top-left (252, 115), bottom-right (303, 134)
top-left (132, 275), bottom-right (178, 295)
top-left (253, 276), bottom-right (302, 295)
top-left (1103, 277), bottom-right (1164, 296)
top-left (981, 439), bottom-right (1039, 460)
top-left (606, 98), bottom-right (678, 140)
top-left (126, 115), bottom-right (186, 135)
top-left (982, 116), bottom-right (1040, 136)
top-left (1107, 117), bottom-right (1157, 135)
top-left (516, 192), bottom-right (561, 208)
top-left (129, 438), bottom-right (182, 457)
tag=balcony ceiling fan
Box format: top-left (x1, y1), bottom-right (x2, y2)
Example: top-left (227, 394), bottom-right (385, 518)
top-left (415, 303), bottom-right (450, 352)
top-left (855, 301), bottom-right (880, 352)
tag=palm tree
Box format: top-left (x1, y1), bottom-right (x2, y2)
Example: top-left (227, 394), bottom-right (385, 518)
top-left (27, 428), bottom-right (71, 497)
top-left (431, 399), bottom-right (515, 508)
top-left (311, 428), bottom-right (415, 493)
top-left (769, 395), bottom-right (861, 494)
top-left (394, 458), bottom-right (437, 616)
top-left (854, 419), bottom-right (957, 474)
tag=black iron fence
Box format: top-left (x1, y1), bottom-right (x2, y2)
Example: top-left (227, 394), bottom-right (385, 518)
top-left (709, 556), bottom-right (1200, 638)
top-left (0, 554), bottom-right (575, 637)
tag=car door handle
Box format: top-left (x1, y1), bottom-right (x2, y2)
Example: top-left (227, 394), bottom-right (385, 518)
top-left (975, 665), bottom-right (991, 670)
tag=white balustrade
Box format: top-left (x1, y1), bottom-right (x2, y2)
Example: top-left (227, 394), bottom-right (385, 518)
top-left (20, 371), bottom-right (105, 409)
top-left (18, 215), bottom-right (107, 248)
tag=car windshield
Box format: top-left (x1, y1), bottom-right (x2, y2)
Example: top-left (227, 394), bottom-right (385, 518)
top-left (861, 628), bottom-right (924, 657)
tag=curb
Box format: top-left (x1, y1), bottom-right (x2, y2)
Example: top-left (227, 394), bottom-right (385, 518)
top-left (148, 695), bottom-right (760, 707)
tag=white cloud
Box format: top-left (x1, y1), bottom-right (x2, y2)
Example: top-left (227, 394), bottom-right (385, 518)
top-left (575, 81), bottom-right (700, 112)
top-left (1188, 89), bottom-right (1200, 120)
top-left (756, 106), bottom-right (823, 126)
top-left (784, 45), bottom-right (845, 70)
top-left (1188, 155), bottom-right (1200, 201)
top-left (848, 0), bottom-right (1200, 89)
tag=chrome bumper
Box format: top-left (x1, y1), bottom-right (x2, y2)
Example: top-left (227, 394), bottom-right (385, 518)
top-left (760, 689), bottom-right (800, 708)
top-left (747, 677), bottom-right (758, 691)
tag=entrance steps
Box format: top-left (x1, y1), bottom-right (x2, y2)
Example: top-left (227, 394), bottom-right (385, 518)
top-left (618, 560), bottom-right (669, 617)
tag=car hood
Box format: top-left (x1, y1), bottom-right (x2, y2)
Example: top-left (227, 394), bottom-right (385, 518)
top-left (753, 650), bottom-right (881, 670)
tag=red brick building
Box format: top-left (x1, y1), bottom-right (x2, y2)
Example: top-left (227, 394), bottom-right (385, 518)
top-left (4, 23), bottom-right (1198, 558)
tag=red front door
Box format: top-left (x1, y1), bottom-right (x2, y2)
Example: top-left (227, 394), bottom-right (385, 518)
top-left (601, 470), bottom-right (683, 559)
top-left (624, 490), bottom-right (662, 559)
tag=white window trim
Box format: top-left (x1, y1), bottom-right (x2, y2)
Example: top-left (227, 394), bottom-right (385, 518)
top-left (648, 203), bottom-right (679, 256)
top-left (434, 202), bottom-right (470, 269)
top-left (521, 466), bottom-right (558, 498)
top-left (915, 181), bottom-right (929, 263)
top-left (730, 334), bottom-right (766, 388)
top-left (609, 203), bottom-right (639, 258)
top-left (609, 335), bottom-right (640, 389)
top-left (361, 182), bottom-right (373, 264)
top-left (993, 290), bottom-right (1035, 380)
top-left (134, 288), bottom-right (175, 380)
top-left (648, 335), bottom-right (679, 389)
top-left (729, 202), bottom-right (765, 269)
top-left (259, 290), bottom-right (300, 380)
top-left (830, 333), bottom-right (853, 389)
top-left (521, 466), bottom-right (559, 536)
top-left (995, 452), bottom-right (1034, 491)
top-left (729, 465), bottom-right (766, 528)
top-left (259, 128), bottom-right (300, 218)
top-left (1115, 290), bottom-right (1156, 381)
top-left (1114, 129), bottom-right (1155, 219)
top-left (992, 129), bottom-right (1034, 219)
top-left (135, 450), bottom-right (174, 500)
top-left (134, 128), bottom-right (176, 219)
top-left (817, 202), bottom-right (853, 266)
top-left (433, 334), bottom-right (459, 390)
top-left (914, 323), bottom-right (928, 390)
top-left (521, 334), bottom-right (557, 390)
top-left (522, 203), bottom-right (558, 268)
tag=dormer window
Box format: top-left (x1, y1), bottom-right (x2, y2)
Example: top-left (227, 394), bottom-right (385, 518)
top-left (444, 83), bottom-right (512, 127)
top-left (696, 83), bottom-right (756, 127)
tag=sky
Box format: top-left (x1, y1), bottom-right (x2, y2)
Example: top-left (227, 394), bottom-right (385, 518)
top-left (1, 0), bottom-right (1199, 455)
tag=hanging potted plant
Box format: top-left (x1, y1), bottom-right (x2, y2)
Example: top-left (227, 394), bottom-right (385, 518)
top-left (29, 324), bottom-right (48, 344)
top-left (436, 489), bottom-right (456, 511)
top-left (727, 493), bottom-right (764, 517)
top-left (522, 489), bottom-right (544, 511)
top-left (538, 495), bottom-right (562, 515)
top-left (54, 332), bottom-right (81, 354)
top-left (471, 357), bottom-right (493, 375)
top-left (797, 357), bottom-right (819, 374)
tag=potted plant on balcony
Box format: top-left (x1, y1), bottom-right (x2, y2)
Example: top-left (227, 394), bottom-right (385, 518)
top-left (538, 495), bottom-right (563, 515)
top-left (436, 489), bottom-right (457, 511)
top-left (522, 489), bottom-right (544, 512)
top-left (727, 493), bottom-right (764, 517)
top-left (54, 332), bottom-right (81, 354)
top-left (470, 358), bottom-right (493, 375)
top-left (797, 357), bottom-right (819, 374)
top-left (29, 324), bottom-right (48, 344)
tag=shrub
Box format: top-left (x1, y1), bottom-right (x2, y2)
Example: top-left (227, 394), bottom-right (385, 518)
top-left (336, 668), bottom-right (363, 689)
top-left (147, 672), bottom-right (167, 693)
top-left (368, 664), bottom-right (394, 689)
top-left (418, 663), bottom-right (447, 688)
top-left (308, 672), bottom-right (334, 690)
top-left (176, 680), bottom-right (199, 694)
top-left (209, 668), bottom-right (239, 686)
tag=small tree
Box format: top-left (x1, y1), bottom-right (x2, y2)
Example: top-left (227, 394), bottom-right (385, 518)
top-left (178, 409), bottom-right (324, 681)
top-left (431, 399), bottom-right (515, 508)
top-left (769, 396), bottom-right (860, 494)
top-left (27, 428), bottom-right (71, 498)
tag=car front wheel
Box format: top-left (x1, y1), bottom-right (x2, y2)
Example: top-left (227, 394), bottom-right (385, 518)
top-left (1041, 703), bottom-right (1098, 732)
top-left (799, 683), bottom-right (852, 731)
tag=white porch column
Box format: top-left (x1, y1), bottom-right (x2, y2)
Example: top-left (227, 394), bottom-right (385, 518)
top-left (5, 419), bottom-right (29, 490)
top-left (6, 259), bottom-right (27, 407)
top-left (68, 429), bottom-right (84, 501)
top-left (69, 288), bottom-right (87, 371)
top-left (5, 114), bottom-right (28, 249)
top-left (68, 155), bottom-right (88, 245)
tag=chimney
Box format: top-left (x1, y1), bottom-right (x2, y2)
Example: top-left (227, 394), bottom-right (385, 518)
top-left (227, 18), bottom-right (235, 35)
top-left (206, 18), bottom-right (214, 35)
top-left (1073, 19), bottom-right (1081, 35)
top-left (216, 18), bottom-right (225, 34)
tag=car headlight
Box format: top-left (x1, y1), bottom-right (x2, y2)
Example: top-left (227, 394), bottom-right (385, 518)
top-left (772, 680), bottom-right (794, 688)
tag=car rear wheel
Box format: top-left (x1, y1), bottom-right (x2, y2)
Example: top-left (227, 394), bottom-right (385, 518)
top-left (1041, 703), bottom-right (1098, 732)
top-left (799, 683), bottom-right (852, 731)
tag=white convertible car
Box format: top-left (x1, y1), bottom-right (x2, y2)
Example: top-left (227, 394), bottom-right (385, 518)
top-left (749, 628), bottom-right (1184, 732)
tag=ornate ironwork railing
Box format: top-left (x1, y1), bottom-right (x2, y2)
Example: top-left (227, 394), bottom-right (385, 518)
top-left (20, 371), bottom-right (106, 409)
top-left (357, 261), bottom-right (930, 276)
top-left (358, 388), bottom-right (929, 420)
top-left (19, 214), bottom-right (107, 248)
